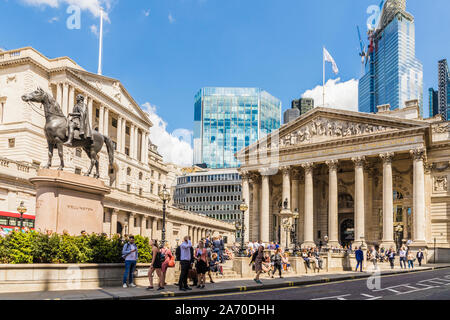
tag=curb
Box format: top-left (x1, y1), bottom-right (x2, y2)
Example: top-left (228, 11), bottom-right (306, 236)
top-left (93, 265), bottom-right (450, 300)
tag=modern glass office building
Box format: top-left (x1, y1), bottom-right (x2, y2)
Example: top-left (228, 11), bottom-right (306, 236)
top-left (438, 59), bottom-right (450, 121)
top-left (358, 0), bottom-right (423, 116)
top-left (193, 87), bottom-right (281, 169)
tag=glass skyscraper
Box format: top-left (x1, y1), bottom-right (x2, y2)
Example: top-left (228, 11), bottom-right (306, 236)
top-left (438, 59), bottom-right (450, 120)
top-left (429, 88), bottom-right (439, 118)
top-left (194, 87), bottom-right (281, 169)
top-left (358, 0), bottom-right (423, 116)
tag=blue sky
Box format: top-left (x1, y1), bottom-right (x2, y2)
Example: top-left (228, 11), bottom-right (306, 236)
top-left (1, 0), bottom-right (449, 164)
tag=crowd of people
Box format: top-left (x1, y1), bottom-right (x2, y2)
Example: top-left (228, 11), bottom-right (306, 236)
top-left (121, 236), bottom-right (428, 289)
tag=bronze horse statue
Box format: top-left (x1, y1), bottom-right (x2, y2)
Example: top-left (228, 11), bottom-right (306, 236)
top-left (22, 88), bottom-right (115, 182)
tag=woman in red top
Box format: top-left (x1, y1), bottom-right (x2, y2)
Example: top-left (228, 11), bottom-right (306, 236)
top-left (160, 242), bottom-right (173, 287)
top-left (195, 240), bottom-right (209, 289)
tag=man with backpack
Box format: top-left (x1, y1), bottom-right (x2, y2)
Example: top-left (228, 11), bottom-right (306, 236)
top-left (122, 235), bottom-right (138, 288)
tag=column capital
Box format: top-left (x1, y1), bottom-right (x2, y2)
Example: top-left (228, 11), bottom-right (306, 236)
top-left (112, 209), bottom-right (119, 216)
top-left (326, 159), bottom-right (339, 171)
top-left (410, 147), bottom-right (426, 161)
top-left (238, 169), bottom-right (251, 181)
top-left (301, 162), bottom-right (315, 175)
top-left (259, 167), bottom-right (273, 176)
top-left (351, 156), bottom-right (366, 168)
top-left (249, 172), bottom-right (261, 184)
top-left (379, 152), bottom-right (394, 164)
top-left (280, 166), bottom-right (291, 176)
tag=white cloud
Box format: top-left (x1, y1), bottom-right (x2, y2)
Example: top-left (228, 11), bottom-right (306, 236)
top-left (90, 24), bottom-right (98, 36)
top-left (48, 16), bottom-right (59, 23)
top-left (143, 9), bottom-right (150, 17)
top-left (20, 0), bottom-right (113, 21)
top-left (301, 78), bottom-right (359, 112)
top-left (142, 103), bottom-right (193, 167)
top-left (168, 12), bottom-right (175, 23)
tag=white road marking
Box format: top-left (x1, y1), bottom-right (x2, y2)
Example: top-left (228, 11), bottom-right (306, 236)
top-left (360, 293), bottom-right (382, 300)
top-left (311, 294), bottom-right (351, 300)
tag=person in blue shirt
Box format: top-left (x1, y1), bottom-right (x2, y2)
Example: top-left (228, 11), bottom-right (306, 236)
top-left (122, 235), bottom-right (138, 288)
top-left (355, 246), bottom-right (364, 272)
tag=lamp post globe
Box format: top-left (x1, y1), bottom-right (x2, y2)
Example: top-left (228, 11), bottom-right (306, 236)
top-left (17, 201), bottom-right (27, 230)
top-left (158, 185), bottom-right (171, 247)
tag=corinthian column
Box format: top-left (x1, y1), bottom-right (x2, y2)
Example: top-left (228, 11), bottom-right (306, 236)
top-left (250, 173), bottom-right (261, 242)
top-left (240, 170), bottom-right (251, 243)
top-left (259, 168), bottom-right (271, 243)
top-left (99, 105), bottom-right (105, 134)
top-left (410, 147), bottom-right (427, 246)
top-left (379, 153), bottom-right (395, 249)
top-left (281, 166), bottom-right (292, 212)
top-left (62, 83), bottom-right (69, 116)
top-left (291, 169), bottom-right (300, 213)
top-left (326, 160), bottom-right (339, 247)
top-left (301, 162), bottom-right (316, 248)
top-left (352, 156), bottom-right (366, 248)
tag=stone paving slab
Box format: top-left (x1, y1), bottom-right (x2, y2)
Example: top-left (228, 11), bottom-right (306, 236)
top-left (0, 264), bottom-right (448, 300)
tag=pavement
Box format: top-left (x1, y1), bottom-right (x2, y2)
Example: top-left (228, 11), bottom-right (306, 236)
top-left (0, 263), bottom-right (448, 300)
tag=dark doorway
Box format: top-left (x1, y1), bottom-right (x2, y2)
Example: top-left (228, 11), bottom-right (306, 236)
top-left (117, 222), bottom-right (123, 235)
top-left (340, 219), bottom-right (354, 247)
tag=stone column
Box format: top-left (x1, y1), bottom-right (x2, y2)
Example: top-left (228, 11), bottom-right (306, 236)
top-left (250, 173), bottom-right (260, 242)
top-left (410, 148), bottom-right (427, 246)
top-left (99, 105), bottom-right (105, 135)
top-left (301, 162), bottom-right (316, 248)
top-left (326, 160), bottom-right (339, 247)
top-left (128, 213), bottom-right (135, 236)
top-left (110, 209), bottom-right (118, 237)
top-left (259, 168), bottom-right (271, 243)
top-left (134, 127), bottom-right (139, 159)
top-left (68, 86), bottom-right (75, 115)
top-left (62, 83), bottom-right (69, 116)
top-left (380, 153), bottom-right (395, 249)
top-left (87, 97), bottom-right (93, 126)
top-left (281, 166), bottom-right (292, 211)
top-left (352, 156), bottom-right (366, 248)
top-left (56, 83), bottom-right (62, 108)
top-left (197, 228), bottom-right (201, 242)
top-left (152, 218), bottom-right (158, 240)
top-left (122, 119), bottom-right (127, 154)
top-left (291, 169), bottom-right (300, 213)
top-left (129, 124), bottom-right (134, 158)
top-left (103, 107), bottom-right (109, 137)
top-left (240, 170), bottom-right (250, 243)
top-left (140, 215), bottom-right (146, 236)
top-left (141, 131), bottom-right (146, 163)
top-left (117, 117), bottom-right (122, 152)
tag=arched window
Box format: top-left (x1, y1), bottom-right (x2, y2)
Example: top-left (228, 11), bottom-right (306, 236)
top-left (127, 167), bottom-right (131, 176)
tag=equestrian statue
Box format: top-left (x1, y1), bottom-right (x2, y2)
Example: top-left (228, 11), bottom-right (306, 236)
top-left (22, 88), bottom-right (115, 182)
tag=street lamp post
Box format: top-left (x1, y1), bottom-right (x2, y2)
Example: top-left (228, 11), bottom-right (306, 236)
top-left (158, 184), bottom-right (171, 248)
top-left (238, 200), bottom-right (248, 257)
top-left (17, 201), bottom-right (27, 230)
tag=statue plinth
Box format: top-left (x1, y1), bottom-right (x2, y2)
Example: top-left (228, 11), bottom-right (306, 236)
top-left (278, 208), bottom-right (292, 217)
top-left (30, 169), bottom-right (110, 235)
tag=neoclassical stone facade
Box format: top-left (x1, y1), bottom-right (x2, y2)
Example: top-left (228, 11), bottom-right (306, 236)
top-left (237, 104), bottom-right (450, 250)
top-left (0, 47), bottom-right (235, 246)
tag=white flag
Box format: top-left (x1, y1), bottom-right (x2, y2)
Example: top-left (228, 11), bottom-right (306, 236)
top-left (323, 47), bottom-right (339, 74)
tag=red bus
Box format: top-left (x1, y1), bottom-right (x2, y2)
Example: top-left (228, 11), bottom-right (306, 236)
top-left (0, 211), bottom-right (35, 234)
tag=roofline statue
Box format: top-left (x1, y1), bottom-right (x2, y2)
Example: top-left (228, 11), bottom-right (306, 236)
top-left (22, 88), bottom-right (115, 184)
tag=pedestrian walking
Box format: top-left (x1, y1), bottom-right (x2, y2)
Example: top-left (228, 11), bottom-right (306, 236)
top-left (195, 240), bottom-right (209, 288)
top-left (178, 236), bottom-right (193, 291)
top-left (122, 235), bottom-right (138, 288)
top-left (355, 246), bottom-right (364, 272)
top-left (147, 240), bottom-right (163, 290)
top-left (160, 242), bottom-right (174, 288)
top-left (407, 251), bottom-right (415, 269)
top-left (250, 245), bottom-right (264, 284)
top-left (399, 247), bottom-right (407, 269)
top-left (270, 248), bottom-right (283, 278)
top-left (370, 246), bottom-right (377, 269)
top-left (387, 247), bottom-right (396, 269)
top-left (416, 249), bottom-right (424, 266)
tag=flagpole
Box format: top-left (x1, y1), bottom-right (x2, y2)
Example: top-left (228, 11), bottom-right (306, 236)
top-left (323, 46), bottom-right (325, 107)
top-left (97, 7), bottom-right (104, 75)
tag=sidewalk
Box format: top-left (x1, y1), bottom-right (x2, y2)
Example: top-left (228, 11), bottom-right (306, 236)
top-left (0, 264), bottom-right (448, 300)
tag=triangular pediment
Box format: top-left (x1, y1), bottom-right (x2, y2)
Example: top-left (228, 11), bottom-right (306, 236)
top-left (238, 107), bottom-right (429, 157)
top-left (68, 69), bottom-right (151, 126)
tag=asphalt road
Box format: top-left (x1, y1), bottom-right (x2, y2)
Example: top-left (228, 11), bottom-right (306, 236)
top-left (172, 268), bottom-right (450, 300)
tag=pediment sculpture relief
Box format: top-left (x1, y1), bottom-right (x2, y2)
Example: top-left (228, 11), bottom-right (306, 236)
top-left (279, 117), bottom-right (396, 147)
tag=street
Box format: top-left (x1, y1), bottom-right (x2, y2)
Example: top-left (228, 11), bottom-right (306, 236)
top-left (163, 267), bottom-right (450, 300)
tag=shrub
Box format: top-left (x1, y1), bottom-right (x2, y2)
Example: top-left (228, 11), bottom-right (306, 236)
top-left (0, 231), bottom-right (152, 264)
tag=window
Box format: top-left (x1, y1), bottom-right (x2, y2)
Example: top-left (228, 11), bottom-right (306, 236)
top-left (75, 167), bottom-right (82, 175)
top-left (75, 148), bottom-right (82, 157)
top-left (139, 172), bottom-right (143, 180)
top-left (139, 188), bottom-right (143, 196)
top-left (125, 147), bottom-right (129, 156)
top-left (126, 126), bottom-right (130, 135)
top-left (112, 118), bottom-right (118, 128)
top-left (127, 184), bottom-right (131, 192)
top-left (127, 167), bottom-right (131, 176)
top-left (8, 138), bottom-right (15, 148)
top-left (95, 108), bottom-right (99, 118)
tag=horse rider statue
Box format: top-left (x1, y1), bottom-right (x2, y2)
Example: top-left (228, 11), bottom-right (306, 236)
top-left (64, 94), bottom-right (93, 146)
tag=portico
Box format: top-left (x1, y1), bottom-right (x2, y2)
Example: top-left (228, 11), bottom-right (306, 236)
top-left (237, 105), bottom-right (450, 250)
